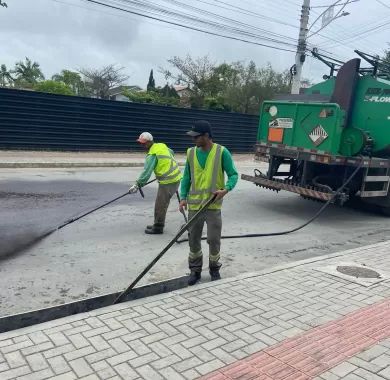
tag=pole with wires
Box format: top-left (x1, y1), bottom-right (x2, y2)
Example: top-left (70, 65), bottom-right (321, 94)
top-left (291, 0), bottom-right (310, 94)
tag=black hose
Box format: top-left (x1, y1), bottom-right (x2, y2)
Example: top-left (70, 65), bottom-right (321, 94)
top-left (113, 194), bottom-right (217, 304)
top-left (176, 159), bottom-right (363, 243)
top-left (312, 175), bottom-right (334, 193)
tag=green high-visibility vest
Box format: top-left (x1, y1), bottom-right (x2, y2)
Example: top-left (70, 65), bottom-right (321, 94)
top-left (187, 143), bottom-right (225, 211)
top-left (148, 143), bottom-right (182, 185)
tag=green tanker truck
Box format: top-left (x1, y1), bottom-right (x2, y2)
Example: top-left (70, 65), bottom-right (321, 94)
top-left (242, 51), bottom-right (390, 214)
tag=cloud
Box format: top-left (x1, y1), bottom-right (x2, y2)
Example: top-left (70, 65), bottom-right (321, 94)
top-left (0, 0), bottom-right (140, 78)
top-left (0, 0), bottom-right (388, 88)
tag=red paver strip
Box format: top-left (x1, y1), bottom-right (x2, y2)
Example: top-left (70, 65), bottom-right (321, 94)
top-left (201, 298), bottom-right (390, 380)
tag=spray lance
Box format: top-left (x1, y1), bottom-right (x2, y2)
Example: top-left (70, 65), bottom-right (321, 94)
top-left (55, 179), bottom-right (156, 231)
top-left (5, 179), bottom-right (158, 258)
top-left (114, 194), bottom-right (216, 304)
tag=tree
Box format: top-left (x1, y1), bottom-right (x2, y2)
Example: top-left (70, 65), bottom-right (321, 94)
top-left (161, 54), bottom-right (291, 113)
top-left (160, 84), bottom-right (179, 98)
top-left (204, 96), bottom-right (231, 111)
top-left (384, 47), bottom-right (390, 65)
top-left (13, 57), bottom-right (44, 88)
top-left (52, 70), bottom-right (89, 96)
top-left (33, 80), bottom-right (74, 96)
top-left (210, 61), bottom-right (290, 114)
top-left (79, 64), bottom-right (129, 99)
top-left (0, 64), bottom-right (13, 87)
top-left (224, 61), bottom-right (260, 114)
top-left (147, 69), bottom-right (155, 92)
top-left (162, 55), bottom-right (218, 107)
top-left (123, 88), bottom-right (179, 106)
top-left (0, 1), bottom-right (7, 8)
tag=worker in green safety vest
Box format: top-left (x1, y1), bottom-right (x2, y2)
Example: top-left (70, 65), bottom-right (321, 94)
top-left (179, 120), bottom-right (238, 285)
top-left (129, 132), bottom-right (182, 234)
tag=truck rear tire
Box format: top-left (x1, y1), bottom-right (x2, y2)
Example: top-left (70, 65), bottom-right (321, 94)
top-left (358, 193), bottom-right (390, 216)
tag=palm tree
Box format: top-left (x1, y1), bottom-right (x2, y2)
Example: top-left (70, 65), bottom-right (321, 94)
top-left (13, 57), bottom-right (44, 87)
top-left (52, 69), bottom-right (89, 96)
top-left (0, 64), bottom-right (13, 87)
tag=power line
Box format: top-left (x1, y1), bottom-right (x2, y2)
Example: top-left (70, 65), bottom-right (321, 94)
top-left (311, 0), bottom-right (359, 8)
top-left (84, 0), bottom-right (298, 52)
top-left (51, 0), bottom-right (195, 34)
top-left (71, 0), bottom-right (347, 67)
top-left (309, 1), bottom-right (389, 54)
top-left (207, 0), bottom-right (300, 29)
top-left (309, 9), bottom-right (386, 55)
top-left (319, 18), bottom-right (390, 51)
top-left (375, 0), bottom-right (390, 10)
top-left (160, 0), bottom-right (349, 61)
top-left (193, 0), bottom-right (326, 53)
top-left (110, 0), bottom-right (297, 47)
top-left (157, 0), bottom-right (299, 45)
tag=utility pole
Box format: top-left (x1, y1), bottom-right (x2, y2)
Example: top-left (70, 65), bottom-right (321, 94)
top-left (291, 0), bottom-right (310, 94)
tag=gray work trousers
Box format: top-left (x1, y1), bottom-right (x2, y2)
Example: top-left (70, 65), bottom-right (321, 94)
top-left (188, 209), bottom-right (222, 272)
top-left (154, 181), bottom-right (180, 226)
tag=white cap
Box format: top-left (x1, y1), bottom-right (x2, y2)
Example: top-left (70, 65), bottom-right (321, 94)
top-left (136, 132), bottom-right (154, 144)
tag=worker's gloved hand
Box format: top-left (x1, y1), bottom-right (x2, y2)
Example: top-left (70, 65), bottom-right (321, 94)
top-left (179, 200), bottom-right (187, 212)
top-left (129, 184), bottom-right (139, 194)
top-left (213, 189), bottom-right (228, 200)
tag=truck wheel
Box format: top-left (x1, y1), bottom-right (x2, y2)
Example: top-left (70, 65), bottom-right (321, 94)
top-left (379, 207), bottom-right (390, 216)
top-left (358, 195), bottom-right (390, 216)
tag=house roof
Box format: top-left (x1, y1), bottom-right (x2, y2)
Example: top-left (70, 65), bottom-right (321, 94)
top-left (109, 85), bottom-right (142, 96)
top-left (173, 85), bottom-right (189, 92)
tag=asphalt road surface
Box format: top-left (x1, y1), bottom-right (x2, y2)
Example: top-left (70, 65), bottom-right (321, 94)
top-left (1, 164), bottom-right (390, 316)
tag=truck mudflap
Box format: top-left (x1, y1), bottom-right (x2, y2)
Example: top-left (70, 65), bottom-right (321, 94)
top-left (241, 173), bottom-right (338, 202)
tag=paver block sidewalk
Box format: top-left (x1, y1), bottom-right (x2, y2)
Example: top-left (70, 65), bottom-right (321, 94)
top-left (0, 241), bottom-right (389, 379)
top-left (203, 300), bottom-right (390, 380)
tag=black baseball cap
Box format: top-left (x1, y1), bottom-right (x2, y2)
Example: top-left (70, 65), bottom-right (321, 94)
top-left (186, 120), bottom-right (213, 138)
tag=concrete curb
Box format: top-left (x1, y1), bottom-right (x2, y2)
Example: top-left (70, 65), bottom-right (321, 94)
top-left (0, 162), bottom-right (186, 168)
top-left (0, 240), bottom-right (388, 338)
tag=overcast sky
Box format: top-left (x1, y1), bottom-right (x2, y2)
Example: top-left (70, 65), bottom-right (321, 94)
top-left (1, 0), bottom-right (389, 88)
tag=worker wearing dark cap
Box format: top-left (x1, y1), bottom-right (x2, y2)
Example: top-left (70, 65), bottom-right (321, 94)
top-left (179, 120), bottom-right (238, 285)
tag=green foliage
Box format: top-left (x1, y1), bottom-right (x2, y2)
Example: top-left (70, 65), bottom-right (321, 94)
top-left (0, 64), bottom-right (13, 87)
top-left (204, 96), bottom-right (231, 111)
top-left (79, 64), bottom-right (129, 99)
top-left (163, 55), bottom-right (291, 114)
top-left (384, 48), bottom-right (390, 65)
top-left (3, 54), bottom-right (291, 112)
top-left (33, 80), bottom-right (75, 96)
top-left (123, 88), bottom-right (179, 106)
top-left (163, 55), bottom-right (216, 98)
top-left (13, 57), bottom-right (44, 87)
top-left (52, 70), bottom-right (90, 96)
top-left (160, 84), bottom-right (179, 98)
top-left (147, 69), bottom-right (156, 92)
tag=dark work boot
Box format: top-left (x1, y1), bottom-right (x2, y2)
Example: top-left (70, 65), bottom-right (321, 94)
top-left (145, 224), bottom-right (164, 234)
top-left (188, 271), bottom-right (201, 286)
top-left (209, 262), bottom-right (222, 281)
top-left (146, 225), bottom-right (153, 230)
